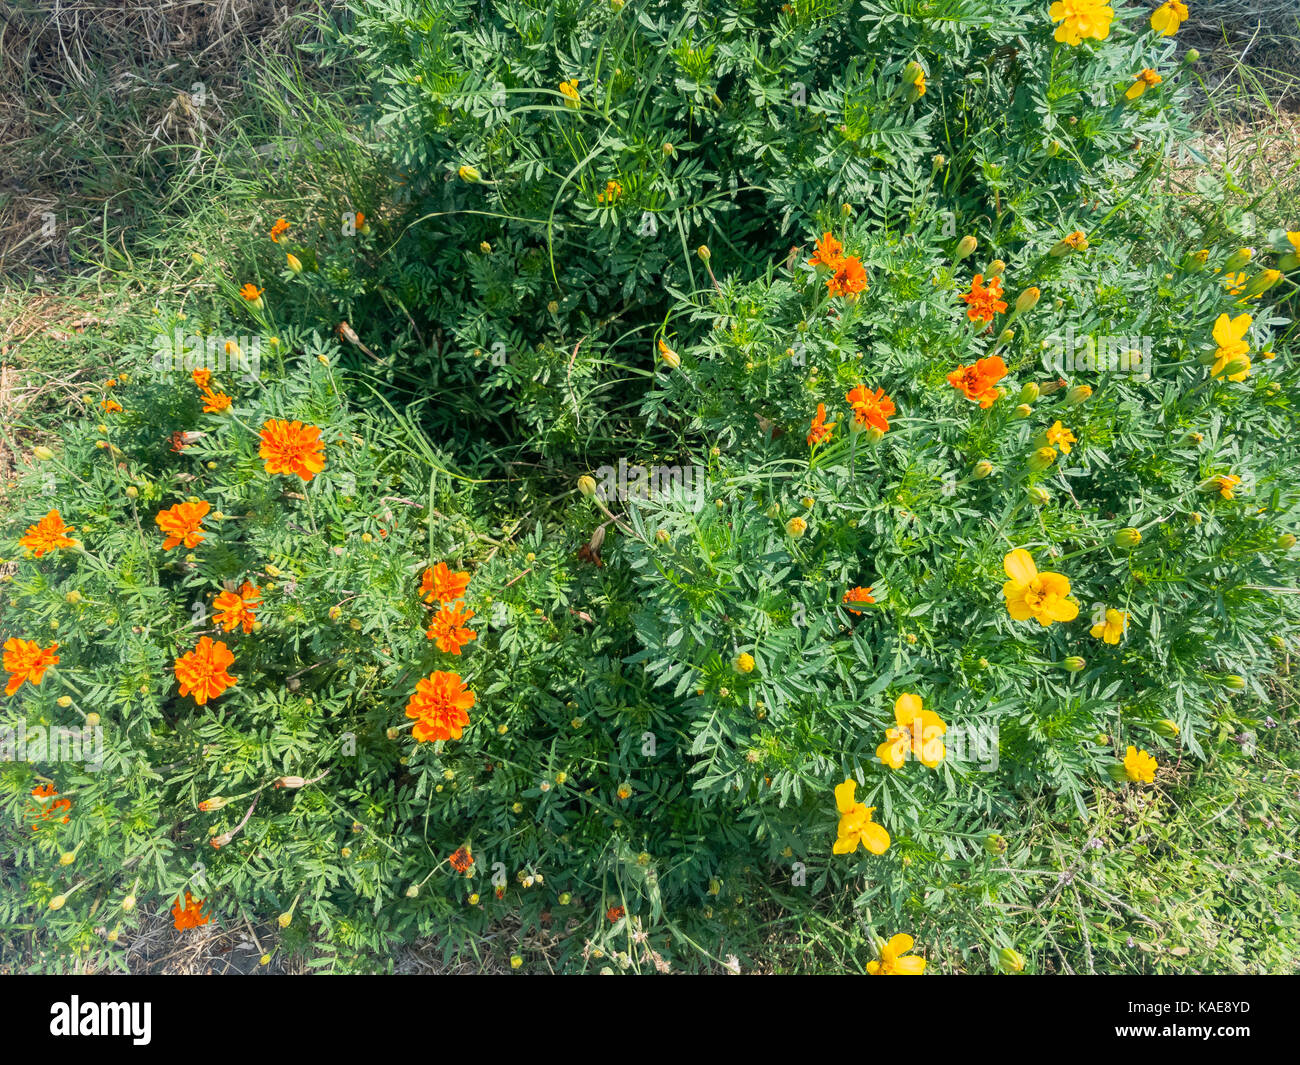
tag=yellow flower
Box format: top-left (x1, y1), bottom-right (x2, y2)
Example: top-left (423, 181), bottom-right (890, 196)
top-left (1125, 69), bottom-right (1163, 100)
top-left (1002, 549), bottom-right (1079, 627)
top-left (1123, 745), bottom-right (1158, 784)
top-left (1213, 474), bottom-right (1241, 500)
top-left (1210, 312), bottom-right (1252, 381)
top-left (1090, 608), bottom-right (1128, 645)
top-left (559, 79), bottom-right (580, 107)
top-left (1222, 271), bottom-right (1248, 296)
top-left (876, 693), bottom-right (947, 769)
top-left (1150, 1), bottom-right (1188, 36)
top-left (1044, 421), bottom-right (1076, 455)
top-left (1049, 0), bottom-right (1114, 46)
top-left (832, 779), bottom-right (890, 856)
top-left (866, 933), bottom-right (926, 975)
top-left (785, 516), bottom-right (807, 538)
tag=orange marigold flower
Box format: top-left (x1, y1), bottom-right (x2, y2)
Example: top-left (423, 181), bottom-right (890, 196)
top-left (842, 586), bottom-right (876, 613)
top-left (405, 670), bottom-right (476, 743)
top-left (239, 283), bottom-right (263, 303)
top-left (827, 255), bottom-right (868, 298)
top-left (960, 273), bottom-right (1007, 324)
top-left (947, 355), bottom-right (1008, 408)
top-left (155, 500), bottom-right (210, 550)
top-left (101, 398), bottom-right (123, 414)
top-left (27, 783), bottom-right (72, 825)
top-left (269, 217), bottom-right (290, 242)
top-left (192, 368), bottom-right (212, 389)
top-left (808, 231), bottom-right (844, 269)
top-left (606, 905), bottom-right (625, 922)
top-left (174, 636), bottom-right (237, 705)
top-left (426, 601), bottom-right (477, 655)
top-left (449, 846), bottom-right (474, 873)
top-left (172, 891), bottom-right (210, 930)
top-left (420, 562), bottom-right (471, 604)
top-left (213, 581), bottom-right (261, 635)
top-left (845, 385), bottom-right (896, 433)
top-left (18, 509), bottom-right (77, 557)
top-left (3, 638), bottom-right (60, 696)
top-left (258, 419), bottom-right (326, 482)
top-left (200, 388), bottom-right (231, 413)
top-left (807, 403), bottom-right (837, 447)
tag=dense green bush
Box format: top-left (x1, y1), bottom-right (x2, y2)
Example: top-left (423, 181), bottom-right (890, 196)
top-left (3, 0), bottom-right (1299, 974)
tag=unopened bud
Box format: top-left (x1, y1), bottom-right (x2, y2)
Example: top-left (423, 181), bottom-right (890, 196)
top-left (955, 235), bottom-right (977, 260)
top-left (1014, 287), bottom-right (1041, 314)
top-left (1114, 527), bottom-right (1142, 549)
top-left (1013, 403), bottom-right (1033, 419)
top-left (49, 894), bottom-right (68, 911)
top-left (123, 894), bottom-right (136, 912)
top-left (198, 796), bottom-right (228, 812)
top-left (1277, 533), bottom-right (1297, 550)
top-left (33, 446), bottom-right (55, 461)
top-left (1243, 269), bottom-right (1281, 297)
top-left (1028, 447), bottom-right (1057, 471)
top-left (458, 165), bottom-right (481, 183)
top-left (1064, 385), bottom-right (1092, 405)
top-left (274, 776), bottom-right (307, 789)
top-left (577, 475), bottom-right (597, 498)
top-left (1017, 382), bottom-right (1040, 404)
top-left (286, 253), bottom-right (303, 274)
top-left (985, 834), bottom-right (1007, 856)
top-left (1223, 674), bottom-right (1246, 691)
top-left (1223, 248), bottom-right (1253, 273)
top-left (785, 516), bottom-right (807, 538)
top-left (697, 244), bottom-right (711, 262)
top-left (277, 912), bottom-right (293, 928)
top-left (1154, 719), bottom-right (1180, 738)
top-left (998, 948), bottom-right (1027, 973)
top-left (1026, 485), bottom-right (1050, 505)
top-left (973, 459), bottom-right (994, 479)
top-left (1063, 656), bottom-right (1086, 672)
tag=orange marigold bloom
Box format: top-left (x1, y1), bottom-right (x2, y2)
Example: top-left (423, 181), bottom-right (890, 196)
top-left (606, 906), bottom-right (625, 922)
top-left (3, 638), bottom-right (60, 696)
top-left (420, 562), bottom-right (471, 604)
top-left (155, 500), bottom-right (210, 550)
top-left (27, 783), bottom-right (72, 825)
top-left (960, 273), bottom-right (1007, 323)
top-left (845, 385), bottom-right (896, 433)
top-left (947, 355), bottom-right (1008, 408)
top-left (18, 509), bottom-right (77, 557)
top-left (172, 891), bottom-right (210, 930)
top-left (269, 217), bottom-right (290, 242)
top-left (213, 581), bottom-right (261, 635)
top-left (405, 670), bottom-right (475, 743)
top-left (239, 283), bottom-right (263, 302)
top-left (258, 419), bottom-right (326, 482)
top-left (101, 398), bottom-right (123, 414)
top-left (449, 846), bottom-right (474, 873)
top-left (174, 636), bottom-right (237, 705)
top-left (426, 601), bottom-right (477, 655)
top-left (807, 403), bottom-right (837, 447)
top-left (192, 369), bottom-right (212, 389)
top-left (827, 255), bottom-right (868, 298)
top-left (200, 388), bottom-right (231, 413)
top-left (808, 231), bottom-right (844, 269)
top-left (842, 586), bottom-right (876, 613)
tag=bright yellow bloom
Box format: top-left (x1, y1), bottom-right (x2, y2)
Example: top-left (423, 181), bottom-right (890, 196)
top-left (1213, 474), bottom-right (1241, 500)
top-left (1049, 0), bottom-right (1114, 46)
top-left (832, 779), bottom-right (890, 856)
top-left (1090, 608), bottom-right (1128, 645)
top-left (866, 933), bottom-right (926, 975)
top-left (558, 79), bottom-right (580, 107)
top-left (1123, 745), bottom-right (1157, 784)
top-left (1002, 549), bottom-right (1079, 626)
top-left (1125, 69), bottom-right (1163, 100)
top-left (1044, 421), bottom-right (1076, 455)
top-left (1150, 1), bottom-right (1188, 36)
top-left (1210, 312), bottom-right (1252, 381)
top-left (876, 693), bottom-right (947, 769)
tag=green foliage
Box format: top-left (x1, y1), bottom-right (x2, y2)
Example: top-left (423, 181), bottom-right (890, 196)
top-left (2, 0), bottom-right (1299, 975)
